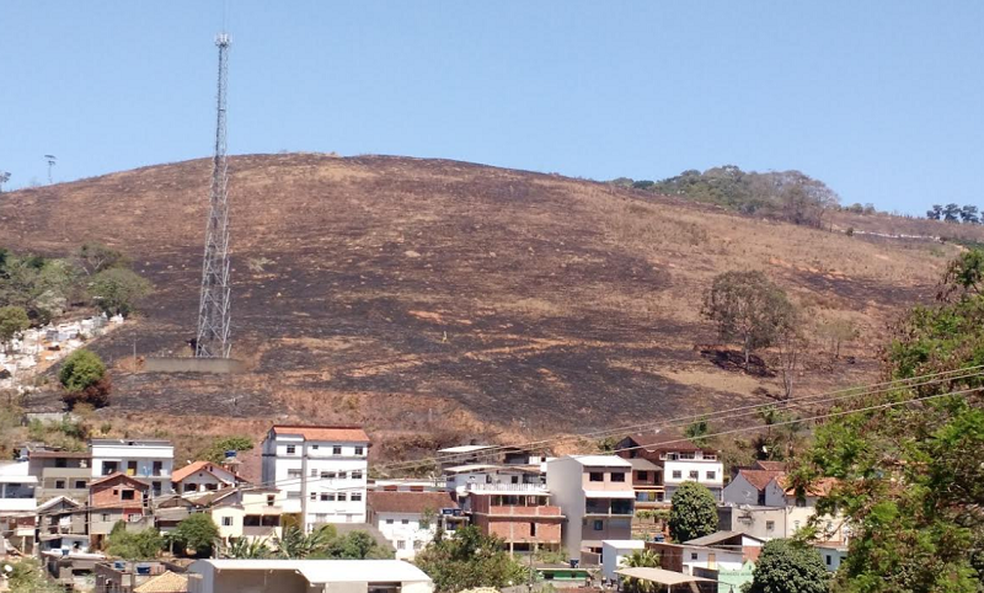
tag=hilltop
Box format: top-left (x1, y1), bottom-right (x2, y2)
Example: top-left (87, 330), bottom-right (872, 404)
top-left (0, 153), bottom-right (973, 460)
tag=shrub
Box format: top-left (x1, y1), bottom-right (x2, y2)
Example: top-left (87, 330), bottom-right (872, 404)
top-left (59, 349), bottom-right (111, 409)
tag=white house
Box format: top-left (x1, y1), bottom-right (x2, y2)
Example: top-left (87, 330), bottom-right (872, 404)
top-left (615, 432), bottom-right (724, 501)
top-left (601, 539), bottom-right (646, 581)
top-left (89, 438), bottom-right (174, 497)
top-left (816, 543), bottom-right (848, 572)
top-left (260, 425), bottom-right (370, 531)
top-left (187, 559), bottom-right (434, 593)
top-left (546, 455), bottom-right (635, 559)
top-left (367, 491), bottom-right (457, 560)
top-left (0, 461), bottom-right (37, 553)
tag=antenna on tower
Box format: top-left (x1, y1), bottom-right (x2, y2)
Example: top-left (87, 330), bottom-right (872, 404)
top-left (195, 32), bottom-right (233, 358)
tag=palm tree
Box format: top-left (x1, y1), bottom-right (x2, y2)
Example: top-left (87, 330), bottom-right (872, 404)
top-left (271, 525), bottom-right (335, 559)
top-left (621, 549), bottom-right (661, 593)
top-left (223, 537), bottom-right (270, 559)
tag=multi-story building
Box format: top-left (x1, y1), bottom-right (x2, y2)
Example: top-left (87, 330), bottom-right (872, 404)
top-left (0, 461), bottom-right (37, 553)
top-left (615, 432), bottom-right (724, 500)
top-left (87, 473), bottom-right (150, 546)
top-left (367, 491), bottom-right (458, 560)
top-left (28, 450), bottom-right (92, 503)
top-left (465, 484), bottom-right (563, 554)
top-left (260, 425), bottom-right (370, 531)
top-left (206, 487), bottom-right (286, 545)
top-left (171, 460), bottom-right (243, 497)
top-left (89, 439), bottom-right (174, 497)
top-left (545, 455), bottom-right (635, 559)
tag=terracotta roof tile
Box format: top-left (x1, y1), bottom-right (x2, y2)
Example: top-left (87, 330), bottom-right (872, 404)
top-left (89, 472), bottom-right (151, 489)
top-left (132, 570), bottom-right (188, 593)
top-left (271, 425), bottom-right (370, 443)
top-left (368, 491), bottom-right (457, 514)
top-left (171, 461), bottom-right (242, 484)
top-left (753, 461), bottom-right (787, 471)
top-left (736, 469), bottom-right (784, 492)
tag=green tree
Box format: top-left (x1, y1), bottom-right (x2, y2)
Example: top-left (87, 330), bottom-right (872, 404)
top-left (7, 559), bottom-right (64, 593)
top-left (106, 522), bottom-right (163, 560)
top-left (684, 417), bottom-right (710, 447)
top-left (325, 530), bottom-right (393, 559)
top-left (743, 539), bottom-right (828, 593)
top-left (223, 537), bottom-right (271, 559)
top-left (196, 436), bottom-right (254, 464)
top-left (621, 549), bottom-right (662, 592)
top-left (943, 203), bottom-right (962, 222)
top-left (74, 242), bottom-right (128, 276)
top-left (173, 513), bottom-right (220, 557)
top-left (702, 270), bottom-right (795, 369)
top-left (668, 482), bottom-right (718, 543)
top-left (927, 204), bottom-right (943, 220)
top-left (88, 267), bottom-right (152, 317)
top-left (799, 250), bottom-right (984, 592)
top-left (414, 526), bottom-right (529, 593)
top-left (272, 525), bottom-right (337, 559)
top-left (0, 305), bottom-right (30, 351)
top-left (59, 348), bottom-right (111, 408)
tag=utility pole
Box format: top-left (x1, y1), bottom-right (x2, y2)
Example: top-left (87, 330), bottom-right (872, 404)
top-left (195, 32), bottom-right (233, 358)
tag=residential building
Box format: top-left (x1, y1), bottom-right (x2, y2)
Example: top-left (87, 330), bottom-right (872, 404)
top-left (816, 542), bottom-right (848, 572)
top-left (27, 449), bottom-right (92, 503)
top-left (171, 461), bottom-right (243, 497)
top-left (437, 444), bottom-right (540, 469)
top-left (615, 431), bottom-right (724, 500)
top-left (370, 478), bottom-right (443, 492)
top-left (260, 425), bottom-right (370, 530)
top-left (36, 495), bottom-right (87, 537)
top-left (0, 460), bottom-right (37, 553)
top-left (718, 505), bottom-right (789, 541)
top-left (601, 539), bottom-right (646, 581)
top-left (88, 473), bottom-right (151, 545)
top-left (367, 491), bottom-right (457, 559)
top-left (89, 439), bottom-right (174, 497)
top-left (722, 466), bottom-right (785, 507)
top-left (187, 559), bottom-right (434, 593)
top-left (464, 485), bottom-right (563, 554)
top-left (206, 487), bottom-right (285, 544)
top-left (626, 457), bottom-right (665, 507)
top-left (545, 455), bottom-right (635, 559)
top-left (444, 463), bottom-right (543, 497)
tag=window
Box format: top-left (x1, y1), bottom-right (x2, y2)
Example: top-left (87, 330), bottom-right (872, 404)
top-left (530, 522), bottom-right (537, 536)
top-left (355, 446), bottom-right (364, 455)
top-left (766, 521), bottom-right (775, 531)
top-left (397, 540), bottom-right (406, 550)
top-left (101, 513), bottom-right (110, 522)
top-left (337, 493), bottom-right (347, 501)
top-left (593, 520), bottom-right (604, 531)
top-left (310, 469), bottom-right (318, 477)
top-left (74, 480), bottom-right (86, 489)
top-left (244, 516), bottom-right (261, 527)
top-left (611, 472), bottom-right (626, 482)
top-left (55, 480), bottom-right (65, 489)
top-left (338, 471), bottom-right (347, 479)
top-left (332, 446), bottom-right (342, 455)
top-left (351, 470), bottom-right (363, 480)
top-left (794, 520), bottom-right (801, 530)
top-left (826, 555), bottom-right (832, 566)
top-left (321, 471), bottom-right (336, 479)
top-left (511, 476), bottom-right (519, 484)
top-left (637, 471), bottom-right (648, 481)
top-left (679, 452), bottom-right (696, 460)
top-left (310, 493), bottom-right (317, 501)
top-left (351, 493), bottom-right (362, 502)
top-left (320, 493), bottom-right (329, 501)
top-left (55, 457), bottom-right (68, 468)
top-left (402, 519), bottom-right (409, 525)
top-left (311, 444), bottom-right (319, 450)
top-left (286, 445), bottom-right (296, 455)
top-left (121, 490), bottom-right (135, 501)
top-left (315, 514), bottom-right (328, 523)
top-left (287, 469), bottom-right (302, 478)
top-left (288, 491), bottom-right (301, 499)
top-left (691, 552), bottom-right (698, 560)
top-left (796, 497), bottom-right (807, 508)
top-left (672, 470), bottom-right (682, 479)
top-left (589, 472), bottom-right (604, 482)
top-left (704, 454), bottom-right (717, 461)
top-left (127, 461), bottom-right (138, 476)
top-left (689, 470), bottom-right (699, 480)
top-left (266, 495), bottom-right (275, 507)
top-left (706, 471), bottom-right (716, 480)
top-left (222, 517), bottom-right (233, 526)
top-left (153, 461), bottom-right (163, 476)
top-left (324, 493), bottom-right (336, 501)
top-left (386, 519), bottom-right (394, 525)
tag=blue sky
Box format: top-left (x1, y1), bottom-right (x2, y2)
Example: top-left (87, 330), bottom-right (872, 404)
top-left (2, 2), bottom-right (982, 214)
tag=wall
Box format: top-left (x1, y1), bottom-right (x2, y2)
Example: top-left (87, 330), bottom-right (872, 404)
top-left (545, 458), bottom-right (585, 560)
top-left (721, 474), bottom-right (761, 506)
top-left (375, 511), bottom-right (435, 560)
top-left (143, 357), bottom-right (245, 374)
top-left (601, 540), bottom-right (645, 580)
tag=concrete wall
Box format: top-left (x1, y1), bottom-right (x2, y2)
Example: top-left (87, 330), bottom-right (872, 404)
top-left (143, 357), bottom-right (245, 374)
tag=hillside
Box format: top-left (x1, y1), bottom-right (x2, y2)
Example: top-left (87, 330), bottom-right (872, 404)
top-left (0, 153), bottom-right (971, 459)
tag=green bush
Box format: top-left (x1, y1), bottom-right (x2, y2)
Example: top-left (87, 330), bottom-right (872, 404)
top-left (59, 349), bottom-right (110, 409)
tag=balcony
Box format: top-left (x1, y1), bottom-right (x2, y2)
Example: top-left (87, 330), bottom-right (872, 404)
top-left (466, 482), bottom-right (546, 494)
top-left (488, 505), bottom-right (562, 518)
top-left (584, 499), bottom-right (634, 516)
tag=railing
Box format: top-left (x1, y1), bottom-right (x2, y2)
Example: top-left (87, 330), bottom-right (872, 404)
top-left (488, 505), bottom-right (562, 517)
top-left (585, 501), bottom-right (634, 515)
top-left (466, 483), bottom-right (547, 493)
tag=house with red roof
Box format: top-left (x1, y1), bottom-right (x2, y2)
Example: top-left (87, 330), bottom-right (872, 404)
top-left (171, 460), bottom-right (246, 498)
top-left (88, 472), bottom-right (151, 546)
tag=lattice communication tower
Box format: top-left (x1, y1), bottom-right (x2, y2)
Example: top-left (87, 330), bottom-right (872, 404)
top-left (195, 33), bottom-right (232, 358)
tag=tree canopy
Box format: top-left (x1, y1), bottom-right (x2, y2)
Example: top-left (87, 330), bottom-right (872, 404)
top-left (106, 523), bottom-right (163, 560)
top-left (414, 526), bottom-right (530, 592)
top-left (88, 267), bottom-right (152, 318)
top-left (172, 513), bottom-right (220, 557)
top-left (0, 305), bottom-right (30, 349)
top-left (743, 539), bottom-right (829, 593)
top-left (668, 481), bottom-right (718, 543)
top-left (59, 348), bottom-right (111, 408)
top-left (702, 270), bottom-right (795, 368)
top-left (798, 249), bottom-right (984, 591)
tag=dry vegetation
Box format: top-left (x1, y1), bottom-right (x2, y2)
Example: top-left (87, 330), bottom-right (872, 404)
top-left (0, 154), bottom-right (964, 460)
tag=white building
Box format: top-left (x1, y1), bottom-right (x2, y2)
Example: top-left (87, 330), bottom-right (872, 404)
top-left (601, 539), bottom-right (646, 581)
top-left (615, 432), bottom-right (724, 501)
top-left (261, 425), bottom-right (370, 531)
top-left (816, 543), bottom-right (848, 572)
top-left (0, 461), bottom-right (37, 553)
top-left (546, 455), bottom-right (635, 558)
top-left (367, 491), bottom-right (457, 560)
top-left (188, 559), bottom-right (434, 593)
top-left (89, 438), bottom-right (174, 497)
